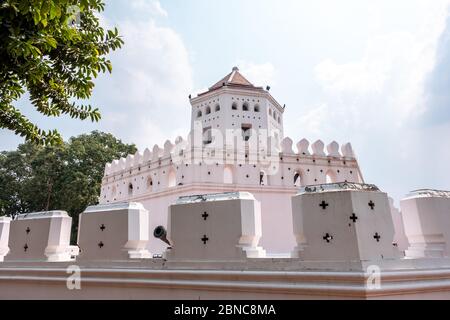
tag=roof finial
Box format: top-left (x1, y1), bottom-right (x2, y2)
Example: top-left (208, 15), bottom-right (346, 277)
top-left (232, 66), bottom-right (239, 71)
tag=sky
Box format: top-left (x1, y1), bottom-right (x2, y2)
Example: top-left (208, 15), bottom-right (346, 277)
top-left (1, 0), bottom-right (450, 204)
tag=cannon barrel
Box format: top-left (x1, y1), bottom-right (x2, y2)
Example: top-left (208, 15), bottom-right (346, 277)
top-left (153, 225), bottom-right (171, 247)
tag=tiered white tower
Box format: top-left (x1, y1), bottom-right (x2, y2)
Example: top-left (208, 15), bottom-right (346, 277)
top-left (190, 67), bottom-right (284, 146)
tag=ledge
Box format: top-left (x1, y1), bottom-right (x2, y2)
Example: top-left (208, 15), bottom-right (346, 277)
top-left (0, 265), bottom-right (450, 299)
top-left (3, 259), bottom-right (450, 299)
top-left (405, 189), bottom-right (450, 199)
top-left (298, 182), bottom-right (380, 194)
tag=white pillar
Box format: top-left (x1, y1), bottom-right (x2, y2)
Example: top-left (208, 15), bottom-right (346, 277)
top-left (125, 203), bottom-right (151, 259)
top-left (0, 217), bottom-right (11, 262)
top-left (44, 212), bottom-right (73, 261)
top-left (401, 190), bottom-right (450, 258)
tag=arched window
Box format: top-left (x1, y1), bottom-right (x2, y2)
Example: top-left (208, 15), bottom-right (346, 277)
top-left (215, 104), bottom-right (220, 112)
top-left (205, 106), bottom-right (211, 115)
top-left (254, 105), bottom-right (260, 112)
top-left (197, 110), bottom-right (202, 118)
top-left (278, 116), bottom-right (281, 124)
top-left (168, 170), bottom-right (176, 188)
top-left (232, 102), bottom-right (238, 110)
top-left (273, 111), bottom-right (277, 119)
top-left (294, 172), bottom-right (302, 187)
top-left (259, 171), bottom-right (267, 185)
top-left (269, 109), bottom-right (272, 116)
top-left (243, 102), bottom-right (249, 111)
top-left (128, 183), bottom-right (133, 196)
top-left (223, 166), bottom-right (233, 184)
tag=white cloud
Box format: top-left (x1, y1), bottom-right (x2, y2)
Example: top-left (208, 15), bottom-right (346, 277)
top-left (303, 3), bottom-right (449, 131)
top-left (296, 104), bottom-right (330, 136)
top-left (94, 17), bottom-right (193, 149)
top-left (130, 0), bottom-right (168, 17)
top-left (297, 1), bottom-right (450, 201)
top-left (236, 61), bottom-right (276, 87)
top-left (314, 32), bottom-right (435, 127)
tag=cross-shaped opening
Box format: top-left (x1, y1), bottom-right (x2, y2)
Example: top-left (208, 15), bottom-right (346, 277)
top-left (319, 200), bottom-right (329, 210)
top-left (100, 224), bottom-right (106, 231)
top-left (201, 235), bottom-right (209, 244)
top-left (350, 213), bottom-right (358, 223)
top-left (24, 244), bottom-right (28, 252)
top-left (323, 233), bottom-right (333, 243)
top-left (201, 212), bottom-right (209, 220)
top-left (98, 241), bottom-right (104, 248)
top-left (26, 227), bottom-right (30, 234)
top-left (368, 201), bottom-right (375, 210)
top-left (374, 233), bottom-right (381, 242)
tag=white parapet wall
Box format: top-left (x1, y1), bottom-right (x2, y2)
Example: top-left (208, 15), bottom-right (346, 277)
top-left (401, 189), bottom-right (450, 259)
top-left (4, 189), bottom-right (450, 299)
top-left (77, 202), bottom-right (152, 261)
top-left (5, 211), bottom-right (74, 262)
top-left (291, 182), bottom-right (401, 263)
top-left (166, 192), bottom-right (266, 261)
top-left (0, 217), bottom-right (11, 262)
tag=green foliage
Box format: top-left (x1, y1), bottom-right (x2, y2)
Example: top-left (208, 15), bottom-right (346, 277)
top-left (0, 0), bottom-right (123, 145)
top-left (0, 131), bottom-right (136, 243)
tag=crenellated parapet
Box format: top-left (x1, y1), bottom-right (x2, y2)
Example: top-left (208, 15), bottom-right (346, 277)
top-left (100, 135), bottom-right (363, 204)
top-left (105, 136), bottom-right (358, 176)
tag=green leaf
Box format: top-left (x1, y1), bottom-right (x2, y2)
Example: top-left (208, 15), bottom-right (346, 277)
top-left (45, 36), bottom-right (57, 48)
top-left (0, 0), bottom-right (124, 146)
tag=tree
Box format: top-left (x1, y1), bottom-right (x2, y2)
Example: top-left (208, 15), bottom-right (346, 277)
top-left (0, 131), bottom-right (136, 243)
top-left (0, 0), bottom-right (123, 145)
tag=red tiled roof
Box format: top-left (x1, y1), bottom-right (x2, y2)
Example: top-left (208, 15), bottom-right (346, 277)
top-left (198, 67), bottom-right (264, 96)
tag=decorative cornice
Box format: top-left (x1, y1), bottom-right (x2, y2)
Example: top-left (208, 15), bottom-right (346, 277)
top-left (175, 192), bottom-right (255, 204)
top-left (84, 202), bottom-right (146, 214)
top-left (2, 265), bottom-right (450, 299)
top-left (14, 211), bottom-right (69, 220)
top-left (123, 182), bottom-right (298, 203)
top-left (299, 182), bottom-right (380, 194)
top-left (406, 189), bottom-right (450, 199)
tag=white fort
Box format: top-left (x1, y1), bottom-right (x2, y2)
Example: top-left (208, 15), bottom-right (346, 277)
top-left (2, 68), bottom-right (450, 300)
top-left (99, 67), bottom-right (363, 255)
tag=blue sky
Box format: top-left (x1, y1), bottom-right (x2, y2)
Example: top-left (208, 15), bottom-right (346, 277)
top-left (1, 0), bottom-right (450, 204)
